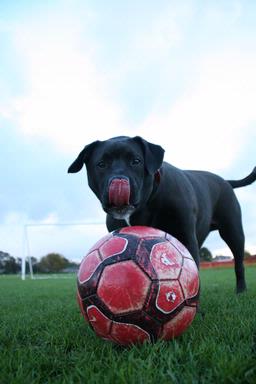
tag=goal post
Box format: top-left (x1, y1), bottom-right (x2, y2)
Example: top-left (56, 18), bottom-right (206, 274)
top-left (22, 224), bottom-right (34, 280)
top-left (22, 221), bottom-right (106, 280)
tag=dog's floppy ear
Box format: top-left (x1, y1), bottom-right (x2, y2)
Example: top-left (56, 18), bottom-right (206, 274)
top-left (68, 140), bottom-right (100, 173)
top-left (133, 136), bottom-right (165, 174)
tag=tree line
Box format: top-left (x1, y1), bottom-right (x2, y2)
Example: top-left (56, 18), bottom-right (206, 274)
top-left (199, 247), bottom-right (253, 262)
top-left (0, 251), bottom-right (79, 274)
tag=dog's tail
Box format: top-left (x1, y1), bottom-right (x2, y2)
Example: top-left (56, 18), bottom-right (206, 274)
top-left (227, 167), bottom-right (256, 189)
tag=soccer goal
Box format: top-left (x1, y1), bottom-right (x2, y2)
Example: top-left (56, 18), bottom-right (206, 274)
top-left (22, 221), bottom-right (106, 280)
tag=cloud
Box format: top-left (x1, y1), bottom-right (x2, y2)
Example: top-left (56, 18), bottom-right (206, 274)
top-left (136, 51), bottom-right (256, 171)
top-left (4, 5), bottom-right (127, 153)
top-left (0, 211), bottom-right (28, 259)
top-left (204, 1), bottom-right (242, 26)
top-left (4, 1), bottom-right (255, 174)
top-left (117, 3), bottom-right (192, 71)
top-left (1, 1), bottom-right (196, 153)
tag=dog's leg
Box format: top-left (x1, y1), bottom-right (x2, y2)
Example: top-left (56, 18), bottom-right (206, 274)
top-left (169, 212), bottom-right (201, 269)
top-left (219, 223), bottom-right (246, 293)
top-left (215, 186), bottom-right (247, 293)
top-left (185, 238), bottom-right (200, 269)
top-left (177, 229), bottom-right (200, 269)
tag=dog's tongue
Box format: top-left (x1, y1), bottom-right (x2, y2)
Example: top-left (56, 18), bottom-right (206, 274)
top-left (109, 178), bottom-right (130, 207)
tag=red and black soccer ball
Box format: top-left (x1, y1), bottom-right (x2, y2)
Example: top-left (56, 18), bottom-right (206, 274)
top-left (77, 226), bottom-right (199, 346)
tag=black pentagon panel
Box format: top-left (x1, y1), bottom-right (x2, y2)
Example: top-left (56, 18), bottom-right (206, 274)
top-left (77, 264), bottom-right (103, 300)
top-left (135, 238), bottom-right (166, 279)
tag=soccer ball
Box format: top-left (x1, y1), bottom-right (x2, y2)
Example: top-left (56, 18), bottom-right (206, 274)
top-left (77, 226), bottom-right (199, 346)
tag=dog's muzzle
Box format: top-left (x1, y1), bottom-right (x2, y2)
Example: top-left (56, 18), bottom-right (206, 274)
top-left (108, 177), bottom-right (130, 207)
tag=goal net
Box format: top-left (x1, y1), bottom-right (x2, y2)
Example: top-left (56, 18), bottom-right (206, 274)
top-left (22, 221), bottom-right (106, 280)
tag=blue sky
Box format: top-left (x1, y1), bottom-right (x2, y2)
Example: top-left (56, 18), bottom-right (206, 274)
top-left (0, 0), bottom-right (255, 262)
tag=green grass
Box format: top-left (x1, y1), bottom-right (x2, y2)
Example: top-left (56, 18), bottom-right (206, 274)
top-left (1, 267), bottom-right (256, 384)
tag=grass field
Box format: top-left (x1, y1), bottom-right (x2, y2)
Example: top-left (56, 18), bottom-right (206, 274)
top-left (1, 266), bottom-right (256, 384)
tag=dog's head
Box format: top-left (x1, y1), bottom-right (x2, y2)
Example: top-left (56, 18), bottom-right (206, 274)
top-left (68, 136), bottom-right (164, 222)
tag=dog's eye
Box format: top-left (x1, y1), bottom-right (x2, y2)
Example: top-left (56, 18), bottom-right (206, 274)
top-left (97, 160), bottom-right (106, 169)
top-left (131, 158), bottom-right (141, 165)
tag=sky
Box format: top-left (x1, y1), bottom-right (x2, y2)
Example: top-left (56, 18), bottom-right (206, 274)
top-left (0, 0), bottom-right (256, 264)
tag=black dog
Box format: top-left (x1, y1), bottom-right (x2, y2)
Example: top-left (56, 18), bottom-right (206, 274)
top-left (68, 136), bottom-right (256, 293)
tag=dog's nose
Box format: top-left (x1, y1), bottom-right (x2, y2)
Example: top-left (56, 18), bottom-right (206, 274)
top-left (108, 177), bottom-right (130, 207)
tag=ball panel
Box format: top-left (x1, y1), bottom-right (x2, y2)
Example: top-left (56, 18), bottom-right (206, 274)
top-left (78, 250), bottom-right (102, 283)
top-left (111, 321), bottom-right (150, 345)
top-left (113, 309), bottom-right (161, 341)
top-left (156, 280), bottom-right (184, 314)
top-left (118, 225), bottom-right (165, 238)
top-left (87, 305), bottom-right (112, 338)
top-left (87, 305), bottom-right (151, 345)
top-left (150, 242), bottom-right (182, 280)
top-left (97, 261), bottom-right (151, 314)
top-left (161, 306), bottom-right (197, 340)
top-left (87, 233), bottom-right (113, 253)
top-left (179, 258), bottom-right (199, 299)
top-left (166, 234), bottom-right (193, 259)
top-left (99, 236), bottom-right (128, 260)
top-left (77, 265), bottom-right (102, 299)
top-left (134, 239), bottom-right (160, 279)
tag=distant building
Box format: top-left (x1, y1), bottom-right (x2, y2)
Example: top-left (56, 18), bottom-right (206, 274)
top-left (213, 255), bottom-right (232, 262)
top-left (62, 265), bottom-right (79, 273)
